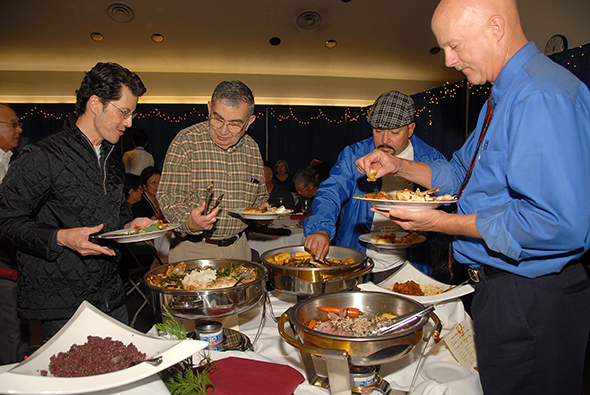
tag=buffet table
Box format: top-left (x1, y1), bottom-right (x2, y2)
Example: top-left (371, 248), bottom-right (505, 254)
top-left (0, 292), bottom-right (482, 395)
top-left (247, 217), bottom-right (305, 255)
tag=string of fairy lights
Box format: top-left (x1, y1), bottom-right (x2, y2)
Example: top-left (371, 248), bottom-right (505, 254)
top-left (18, 79), bottom-right (484, 127)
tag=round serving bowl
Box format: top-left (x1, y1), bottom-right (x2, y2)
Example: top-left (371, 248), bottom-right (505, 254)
top-left (278, 291), bottom-right (431, 366)
top-left (260, 245), bottom-right (373, 296)
top-left (142, 259), bottom-right (267, 320)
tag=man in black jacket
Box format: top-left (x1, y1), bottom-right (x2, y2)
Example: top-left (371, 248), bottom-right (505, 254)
top-left (0, 62), bottom-right (151, 340)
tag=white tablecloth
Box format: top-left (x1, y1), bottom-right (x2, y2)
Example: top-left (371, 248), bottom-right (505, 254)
top-left (247, 217), bottom-right (305, 255)
top-left (1, 291), bottom-right (483, 395)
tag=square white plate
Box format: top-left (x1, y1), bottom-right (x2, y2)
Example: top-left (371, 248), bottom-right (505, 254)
top-left (358, 262), bottom-right (474, 304)
top-left (0, 301), bottom-right (207, 394)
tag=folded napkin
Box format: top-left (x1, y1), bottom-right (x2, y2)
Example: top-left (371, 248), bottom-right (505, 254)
top-left (204, 356), bottom-right (305, 395)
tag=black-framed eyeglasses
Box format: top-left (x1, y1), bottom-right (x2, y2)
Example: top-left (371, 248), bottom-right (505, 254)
top-left (208, 114), bottom-right (246, 134)
top-left (295, 183), bottom-right (312, 193)
top-left (108, 102), bottom-right (137, 120)
top-left (0, 120), bottom-right (23, 129)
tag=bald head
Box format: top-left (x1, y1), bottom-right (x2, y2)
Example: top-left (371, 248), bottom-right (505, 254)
top-left (432, 0), bottom-right (528, 84)
top-left (0, 104), bottom-right (22, 152)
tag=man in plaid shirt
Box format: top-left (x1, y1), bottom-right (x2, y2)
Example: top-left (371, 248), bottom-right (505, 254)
top-left (159, 81), bottom-right (268, 262)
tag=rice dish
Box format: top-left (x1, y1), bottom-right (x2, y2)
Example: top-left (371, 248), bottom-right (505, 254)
top-left (182, 268), bottom-right (217, 289)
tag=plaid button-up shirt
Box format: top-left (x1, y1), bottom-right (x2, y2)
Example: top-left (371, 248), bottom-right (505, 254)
top-left (158, 121), bottom-right (268, 238)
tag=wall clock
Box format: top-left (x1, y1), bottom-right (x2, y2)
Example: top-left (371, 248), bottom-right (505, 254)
top-left (544, 34), bottom-right (568, 55)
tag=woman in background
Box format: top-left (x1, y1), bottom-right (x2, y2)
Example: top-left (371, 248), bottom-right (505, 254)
top-left (132, 166), bottom-right (164, 220)
top-left (274, 160), bottom-right (294, 193)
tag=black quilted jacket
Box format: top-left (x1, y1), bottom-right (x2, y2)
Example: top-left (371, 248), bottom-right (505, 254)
top-left (0, 117), bottom-right (130, 321)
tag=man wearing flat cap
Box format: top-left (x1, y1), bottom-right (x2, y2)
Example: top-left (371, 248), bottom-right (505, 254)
top-left (303, 91), bottom-right (447, 282)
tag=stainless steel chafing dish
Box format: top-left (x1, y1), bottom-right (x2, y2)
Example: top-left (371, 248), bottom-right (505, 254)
top-left (260, 245), bottom-right (373, 296)
top-left (142, 258), bottom-right (267, 320)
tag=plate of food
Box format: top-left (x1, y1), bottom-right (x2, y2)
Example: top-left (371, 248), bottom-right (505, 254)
top-left (359, 231), bottom-right (426, 249)
top-left (0, 301), bottom-right (207, 394)
top-left (229, 206), bottom-right (293, 220)
top-left (92, 221), bottom-right (179, 244)
top-left (353, 188), bottom-right (457, 211)
top-left (357, 262), bottom-right (474, 304)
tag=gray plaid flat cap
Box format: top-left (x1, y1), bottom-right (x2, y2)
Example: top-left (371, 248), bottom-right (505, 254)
top-left (367, 91), bottom-right (415, 129)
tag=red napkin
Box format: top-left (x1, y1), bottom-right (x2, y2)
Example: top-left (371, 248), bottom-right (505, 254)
top-left (204, 356), bottom-right (305, 395)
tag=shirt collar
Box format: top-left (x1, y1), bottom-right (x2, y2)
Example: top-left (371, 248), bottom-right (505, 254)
top-left (0, 149), bottom-right (13, 163)
top-left (491, 41), bottom-right (539, 104)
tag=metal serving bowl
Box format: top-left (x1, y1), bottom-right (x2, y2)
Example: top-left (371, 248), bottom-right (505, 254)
top-left (278, 291), bottom-right (433, 366)
top-left (142, 259), bottom-right (267, 320)
top-left (260, 245), bottom-right (373, 296)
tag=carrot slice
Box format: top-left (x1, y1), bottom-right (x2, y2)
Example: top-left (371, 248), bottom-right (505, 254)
top-left (316, 307), bottom-right (360, 318)
top-left (307, 319), bottom-right (317, 329)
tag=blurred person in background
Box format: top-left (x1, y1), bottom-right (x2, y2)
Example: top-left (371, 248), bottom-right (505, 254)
top-left (132, 166), bottom-right (164, 220)
top-left (274, 159), bottom-right (294, 193)
top-left (264, 161), bottom-right (294, 210)
top-left (0, 103), bottom-right (29, 364)
top-left (122, 129), bottom-right (154, 176)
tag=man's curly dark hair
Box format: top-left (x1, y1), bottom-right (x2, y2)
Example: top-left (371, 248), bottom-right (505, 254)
top-left (74, 62), bottom-right (146, 115)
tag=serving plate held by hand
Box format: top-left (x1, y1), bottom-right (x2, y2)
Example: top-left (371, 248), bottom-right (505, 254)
top-left (229, 207), bottom-right (293, 220)
top-left (0, 301), bottom-right (207, 394)
top-left (358, 262), bottom-right (474, 304)
top-left (359, 232), bottom-right (426, 250)
top-left (93, 223), bottom-right (179, 244)
top-left (353, 196), bottom-right (457, 211)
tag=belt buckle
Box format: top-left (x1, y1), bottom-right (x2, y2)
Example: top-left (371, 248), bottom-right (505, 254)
top-left (468, 268), bottom-right (481, 283)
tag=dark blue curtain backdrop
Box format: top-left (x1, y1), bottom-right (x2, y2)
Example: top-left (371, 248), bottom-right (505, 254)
top-left (9, 42), bottom-right (589, 174)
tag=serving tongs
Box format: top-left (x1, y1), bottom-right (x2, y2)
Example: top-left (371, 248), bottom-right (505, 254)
top-left (368, 305), bottom-right (435, 336)
top-left (203, 182), bottom-right (214, 213)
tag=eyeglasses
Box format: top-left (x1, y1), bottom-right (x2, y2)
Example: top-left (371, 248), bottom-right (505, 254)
top-left (295, 183), bottom-right (312, 193)
top-left (0, 120), bottom-right (23, 129)
top-left (108, 102), bottom-right (137, 120)
top-left (208, 114), bottom-right (246, 134)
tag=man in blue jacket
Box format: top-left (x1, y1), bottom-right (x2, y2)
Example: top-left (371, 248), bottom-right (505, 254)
top-left (303, 91), bottom-right (447, 283)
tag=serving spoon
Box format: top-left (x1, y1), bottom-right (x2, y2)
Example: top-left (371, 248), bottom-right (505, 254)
top-left (110, 355), bottom-right (163, 367)
top-left (232, 269), bottom-right (252, 287)
top-left (368, 305), bottom-right (435, 336)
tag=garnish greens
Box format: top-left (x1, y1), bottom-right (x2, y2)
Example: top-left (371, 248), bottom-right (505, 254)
top-left (165, 353), bottom-right (215, 395)
top-left (155, 307), bottom-right (215, 394)
top-left (155, 305), bottom-right (187, 340)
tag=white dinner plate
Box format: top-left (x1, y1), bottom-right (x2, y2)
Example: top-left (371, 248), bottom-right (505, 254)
top-left (420, 361), bottom-right (472, 383)
top-left (229, 207), bottom-right (293, 220)
top-left (357, 261), bottom-right (474, 304)
top-left (358, 232), bottom-right (426, 250)
top-left (353, 196), bottom-right (457, 211)
top-left (93, 223), bottom-right (179, 244)
top-left (0, 301), bottom-right (207, 394)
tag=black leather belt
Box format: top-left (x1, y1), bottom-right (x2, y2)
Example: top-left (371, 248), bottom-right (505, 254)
top-left (180, 231), bottom-right (245, 247)
top-left (468, 266), bottom-right (508, 283)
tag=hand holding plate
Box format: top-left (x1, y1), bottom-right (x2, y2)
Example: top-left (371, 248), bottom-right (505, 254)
top-left (58, 224), bottom-right (116, 256)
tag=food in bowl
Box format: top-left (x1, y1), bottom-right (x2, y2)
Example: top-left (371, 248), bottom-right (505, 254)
top-left (43, 335), bottom-right (146, 377)
top-left (146, 261), bottom-right (258, 290)
top-left (307, 307), bottom-right (398, 337)
top-left (364, 188), bottom-right (455, 202)
top-left (268, 250), bottom-right (356, 268)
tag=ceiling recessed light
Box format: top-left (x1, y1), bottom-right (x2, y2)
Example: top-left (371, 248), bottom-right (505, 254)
top-left (269, 37), bottom-right (281, 46)
top-left (90, 32), bottom-right (104, 42)
top-left (151, 34), bottom-right (164, 43)
top-left (429, 46), bottom-right (441, 55)
top-left (325, 40), bottom-right (337, 49)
